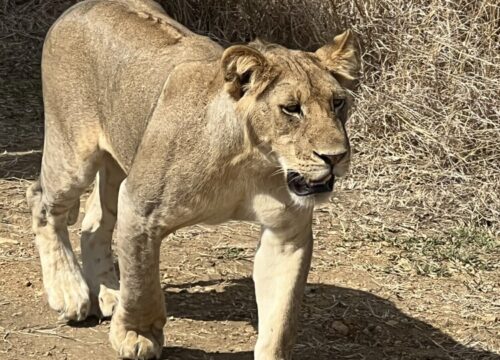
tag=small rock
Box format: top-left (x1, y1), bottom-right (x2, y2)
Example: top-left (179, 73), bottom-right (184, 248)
top-left (362, 323), bottom-right (377, 335)
top-left (304, 286), bottom-right (317, 295)
top-left (25, 280), bottom-right (32, 287)
top-left (331, 320), bottom-right (349, 336)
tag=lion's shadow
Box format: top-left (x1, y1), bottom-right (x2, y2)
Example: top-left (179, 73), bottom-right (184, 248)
top-left (161, 277), bottom-right (499, 360)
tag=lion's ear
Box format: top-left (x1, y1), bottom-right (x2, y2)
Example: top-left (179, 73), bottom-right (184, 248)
top-left (221, 45), bottom-right (268, 100)
top-left (316, 30), bottom-right (360, 90)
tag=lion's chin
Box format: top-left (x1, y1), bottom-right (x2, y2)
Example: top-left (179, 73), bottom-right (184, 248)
top-left (288, 189), bottom-right (334, 208)
top-left (290, 191), bottom-right (333, 208)
top-left (313, 191), bottom-right (334, 205)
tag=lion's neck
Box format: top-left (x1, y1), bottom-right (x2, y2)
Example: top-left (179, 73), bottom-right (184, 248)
top-left (204, 92), bottom-right (253, 163)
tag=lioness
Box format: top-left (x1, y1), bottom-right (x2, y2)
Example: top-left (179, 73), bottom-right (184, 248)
top-left (27, 0), bottom-right (360, 358)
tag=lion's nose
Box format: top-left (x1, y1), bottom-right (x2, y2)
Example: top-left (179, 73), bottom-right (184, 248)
top-left (314, 150), bottom-right (348, 167)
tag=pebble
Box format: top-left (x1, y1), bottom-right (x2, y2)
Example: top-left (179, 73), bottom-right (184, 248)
top-left (331, 320), bottom-right (349, 336)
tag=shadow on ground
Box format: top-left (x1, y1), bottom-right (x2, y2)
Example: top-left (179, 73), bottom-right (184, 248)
top-left (163, 278), bottom-right (499, 360)
top-left (163, 347), bottom-right (253, 360)
top-left (0, 150), bottom-right (41, 180)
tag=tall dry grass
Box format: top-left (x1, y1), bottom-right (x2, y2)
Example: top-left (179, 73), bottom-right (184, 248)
top-left (1, 0), bottom-right (499, 236)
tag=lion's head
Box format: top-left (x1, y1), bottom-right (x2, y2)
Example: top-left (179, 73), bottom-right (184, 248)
top-left (221, 31), bottom-right (360, 204)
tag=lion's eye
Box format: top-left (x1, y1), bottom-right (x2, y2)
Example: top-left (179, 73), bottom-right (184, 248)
top-left (332, 98), bottom-right (345, 112)
top-left (281, 104), bottom-right (302, 117)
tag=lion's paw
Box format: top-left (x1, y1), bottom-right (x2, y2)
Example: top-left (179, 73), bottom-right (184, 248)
top-left (110, 309), bottom-right (164, 360)
top-left (115, 330), bottom-right (162, 360)
top-left (45, 270), bottom-right (91, 322)
top-left (98, 285), bottom-right (119, 318)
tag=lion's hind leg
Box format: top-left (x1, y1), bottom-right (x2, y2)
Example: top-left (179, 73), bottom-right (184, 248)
top-left (81, 154), bottom-right (125, 318)
top-left (28, 143), bottom-right (101, 321)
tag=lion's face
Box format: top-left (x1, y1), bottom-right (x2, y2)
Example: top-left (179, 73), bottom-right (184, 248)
top-left (222, 31), bottom-right (360, 203)
top-left (256, 57), bottom-right (351, 199)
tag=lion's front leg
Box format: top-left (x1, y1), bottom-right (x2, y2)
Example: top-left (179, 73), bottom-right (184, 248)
top-left (109, 181), bottom-right (165, 360)
top-left (253, 219), bottom-right (313, 360)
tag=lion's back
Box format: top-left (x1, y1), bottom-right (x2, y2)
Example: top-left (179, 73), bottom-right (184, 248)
top-left (41, 0), bottom-right (223, 170)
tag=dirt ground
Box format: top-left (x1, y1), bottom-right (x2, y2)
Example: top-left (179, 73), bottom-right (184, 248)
top-left (0, 139), bottom-right (499, 360)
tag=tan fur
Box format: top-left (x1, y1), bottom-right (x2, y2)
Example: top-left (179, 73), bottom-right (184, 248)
top-left (27, 1), bottom-right (360, 359)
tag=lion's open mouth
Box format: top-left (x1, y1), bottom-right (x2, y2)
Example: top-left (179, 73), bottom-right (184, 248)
top-left (286, 171), bottom-right (335, 196)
